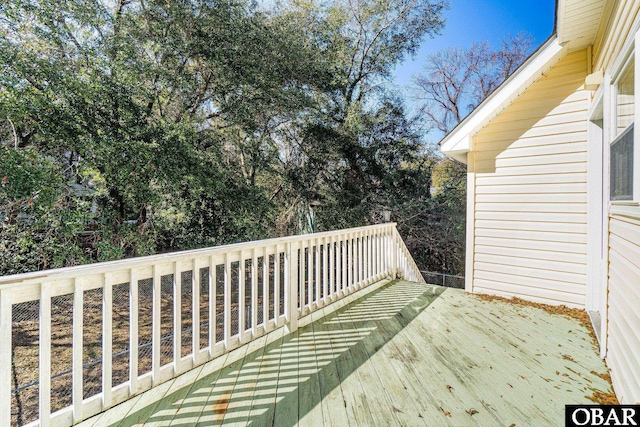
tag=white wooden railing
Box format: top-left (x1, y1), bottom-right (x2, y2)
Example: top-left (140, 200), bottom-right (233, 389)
top-left (0, 223), bottom-right (423, 427)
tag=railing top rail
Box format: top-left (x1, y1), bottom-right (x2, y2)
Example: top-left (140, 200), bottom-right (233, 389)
top-left (0, 223), bottom-right (397, 287)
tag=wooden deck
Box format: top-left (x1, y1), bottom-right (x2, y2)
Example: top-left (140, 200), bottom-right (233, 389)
top-left (77, 279), bottom-right (612, 426)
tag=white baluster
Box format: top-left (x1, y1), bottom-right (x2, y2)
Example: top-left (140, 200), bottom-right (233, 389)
top-left (173, 262), bottom-right (181, 374)
top-left (0, 288), bottom-right (13, 427)
top-left (129, 269), bottom-right (138, 396)
top-left (152, 265), bottom-right (161, 386)
top-left (39, 282), bottom-right (51, 427)
top-left (193, 259), bottom-right (201, 365)
top-left (103, 274), bottom-right (113, 409)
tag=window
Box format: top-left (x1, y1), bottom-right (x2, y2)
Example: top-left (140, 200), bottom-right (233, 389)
top-left (611, 52), bottom-right (636, 201)
top-left (615, 60), bottom-right (634, 133)
top-left (611, 124), bottom-right (634, 200)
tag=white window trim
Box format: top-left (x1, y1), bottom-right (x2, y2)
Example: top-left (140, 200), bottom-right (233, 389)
top-left (607, 30), bottom-right (640, 209)
top-left (587, 87), bottom-right (608, 354)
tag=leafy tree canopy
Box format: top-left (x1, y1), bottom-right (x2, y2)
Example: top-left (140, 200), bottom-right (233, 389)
top-left (0, 0), bottom-right (530, 277)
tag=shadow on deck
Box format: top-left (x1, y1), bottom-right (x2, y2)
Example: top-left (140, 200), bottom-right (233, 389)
top-left (80, 280), bottom-right (613, 426)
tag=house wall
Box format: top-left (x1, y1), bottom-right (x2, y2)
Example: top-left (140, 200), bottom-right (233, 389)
top-left (592, 0), bottom-right (640, 73)
top-left (607, 215), bottom-right (640, 403)
top-left (592, 0), bottom-right (640, 404)
top-left (470, 50), bottom-right (590, 308)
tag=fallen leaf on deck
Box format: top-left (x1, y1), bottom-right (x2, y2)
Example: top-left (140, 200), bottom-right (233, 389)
top-left (440, 407), bottom-right (451, 417)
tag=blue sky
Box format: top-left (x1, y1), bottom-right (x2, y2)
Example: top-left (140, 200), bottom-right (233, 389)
top-left (392, 0), bottom-right (557, 102)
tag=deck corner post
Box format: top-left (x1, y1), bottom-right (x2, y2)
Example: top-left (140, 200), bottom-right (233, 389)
top-left (285, 241), bottom-right (298, 334)
top-left (391, 225), bottom-right (399, 279)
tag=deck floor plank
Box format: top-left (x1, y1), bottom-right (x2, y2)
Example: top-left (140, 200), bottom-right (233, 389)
top-left (406, 288), bottom-right (610, 425)
top-left (350, 283), bottom-right (466, 426)
top-left (193, 342), bottom-right (251, 426)
top-left (113, 360), bottom-right (208, 427)
top-left (271, 329), bottom-right (300, 427)
top-left (245, 327), bottom-right (286, 425)
top-left (162, 351), bottom-right (231, 427)
top-left (320, 302), bottom-right (380, 427)
top-left (410, 291), bottom-right (556, 425)
top-left (338, 281), bottom-right (432, 426)
top-left (385, 287), bottom-right (513, 426)
top-left (77, 280), bottom-right (613, 427)
top-left (309, 307), bottom-right (353, 427)
top-left (296, 313), bottom-right (325, 427)
top-left (218, 333), bottom-right (270, 426)
top-left (139, 363), bottom-right (207, 427)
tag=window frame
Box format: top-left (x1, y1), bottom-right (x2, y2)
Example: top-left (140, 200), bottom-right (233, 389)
top-left (608, 32), bottom-right (640, 207)
top-left (610, 123), bottom-right (634, 201)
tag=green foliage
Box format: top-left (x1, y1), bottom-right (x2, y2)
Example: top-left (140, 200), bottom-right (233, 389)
top-left (397, 157), bottom-right (467, 275)
top-left (0, 149), bottom-right (89, 273)
top-left (0, 0), bottom-right (468, 277)
top-left (0, 149), bottom-right (63, 204)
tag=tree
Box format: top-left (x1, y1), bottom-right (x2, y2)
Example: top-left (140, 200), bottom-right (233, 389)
top-left (272, 0), bottom-right (447, 232)
top-left (403, 33), bottom-right (535, 275)
top-left (0, 0), bottom-right (332, 272)
top-left (0, 0), bottom-right (462, 277)
top-left (414, 32), bottom-right (534, 134)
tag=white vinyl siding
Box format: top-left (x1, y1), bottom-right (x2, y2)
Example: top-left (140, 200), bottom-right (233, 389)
top-left (593, 2), bottom-right (640, 403)
top-left (593, 0), bottom-right (640, 73)
top-left (470, 50), bottom-right (589, 308)
top-left (607, 214), bottom-right (640, 403)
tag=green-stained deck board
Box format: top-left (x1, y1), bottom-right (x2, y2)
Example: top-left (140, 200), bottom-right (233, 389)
top-left (296, 313), bottom-right (324, 426)
top-left (309, 307), bottom-right (352, 427)
top-left (349, 282), bottom-right (463, 425)
top-left (329, 282), bottom-right (426, 426)
top-left (245, 327), bottom-right (286, 425)
top-left (218, 334), bottom-right (270, 426)
top-left (193, 341), bottom-right (252, 426)
top-left (270, 329), bottom-right (300, 427)
top-left (77, 279), bottom-right (613, 427)
top-left (322, 301), bottom-right (378, 427)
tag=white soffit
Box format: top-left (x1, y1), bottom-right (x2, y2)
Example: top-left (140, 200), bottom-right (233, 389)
top-left (557, 0), bottom-right (606, 50)
top-left (440, 37), bottom-right (566, 164)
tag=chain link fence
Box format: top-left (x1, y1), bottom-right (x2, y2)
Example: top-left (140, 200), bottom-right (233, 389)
top-left (421, 271), bottom-right (465, 289)
top-left (9, 264), bottom-right (285, 426)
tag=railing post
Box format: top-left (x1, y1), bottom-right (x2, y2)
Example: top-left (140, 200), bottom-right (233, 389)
top-left (0, 288), bottom-right (12, 427)
top-left (262, 249), bottom-right (268, 329)
top-left (224, 254), bottom-right (231, 350)
top-left (238, 251), bottom-right (245, 341)
top-left (285, 241), bottom-right (298, 334)
top-left (208, 255), bottom-right (216, 357)
top-left (251, 248), bottom-right (258, 336)
top-left (274, 248), bottom-right (281, 323)
top-left (391, 225), bottom-right (398, 279)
